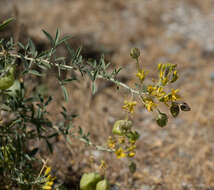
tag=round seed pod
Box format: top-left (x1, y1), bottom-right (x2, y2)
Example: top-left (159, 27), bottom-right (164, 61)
top-left (96, 179), bottom-right (110, 190)
top-left (156, 111), bottom-right (168, 127)
top-left (112, 120), bottom-right (132, 136)
top-left (80, 173), bottom-right (102, 190)
top-left (0, 66), bottom-right (15, 90)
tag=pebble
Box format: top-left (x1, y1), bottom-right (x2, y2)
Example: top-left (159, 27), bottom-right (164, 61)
top-left (141, 184), bottom-right (153, 190)
top-left (210, 71), bottom-right (214, 81)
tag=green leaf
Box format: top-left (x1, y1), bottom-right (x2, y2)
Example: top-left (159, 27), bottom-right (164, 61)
top-left (0, 18), bottom-right (14, 30)
top-left (29, 39), bottom-right (37, 57)
top-left (42, 29), bottom-right (54, 46)
top-left (54, 28), bottom-right (60, 46)
top-left (92, 82), bottom-right (96, 95)
top-left (57, 35), bottom-right (73, 46)
top-left (61, 77), bottom-right (77, 85)
top-left (29, 70), bottom-right (43, 76)
top-left (61, 85), bottom-right (69, 102)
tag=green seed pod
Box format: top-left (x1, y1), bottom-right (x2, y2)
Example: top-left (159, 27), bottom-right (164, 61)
top-left (96, 179), bottom-right (110, 190)
top-left (80, 173), bottom-right (102, 190)
top-left (156, 111), bottom-right (168, 127)
top-left (170, 102), bottom-right (180, 117)
top-left (0, 66), bottom-right (15, 90)
top-left (112, 120), bottom-right (132, 136)
top-left (126, 131), bottom-right (140, 141)
top-left (130, 48), bottom-right (140, 59)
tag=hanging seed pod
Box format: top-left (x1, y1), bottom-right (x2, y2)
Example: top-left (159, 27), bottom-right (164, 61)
top-left (96, 179), bottom-right (110, 190)
top-left (180, 102), bottom-right (191, 111)
top-left (129, 161), bottom-right (137, 174)
top-left (80, 173), bottom-right (102, 190)
top-left (170, 102), bottom-right (180, 117)
top-left (156, 111), bottom-right (168, 127)
top-left (130, 48), bottom-right (140, 59)
top-left (112, 120), bottom-right (132, 136)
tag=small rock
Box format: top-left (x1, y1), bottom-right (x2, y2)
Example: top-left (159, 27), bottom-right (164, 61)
top-left (141, 184), bottom-right (153, 190)
top-left (210, 71), bottom-right (214, 81)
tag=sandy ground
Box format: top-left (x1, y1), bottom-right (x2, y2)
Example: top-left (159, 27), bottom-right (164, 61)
top-left (1, 0), bottom-right (214, 189)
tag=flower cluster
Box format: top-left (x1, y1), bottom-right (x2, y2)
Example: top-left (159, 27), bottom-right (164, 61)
top-left (158, 63), bottom-right (178, 86)
top-left (108, 135), bottom-right (137, 159)
top-left (122, 100), bottom-right (137, 114)
top-left (109, 119), bottom-right (139, 159)
top-left (42, 167), bottom-right (56, 190)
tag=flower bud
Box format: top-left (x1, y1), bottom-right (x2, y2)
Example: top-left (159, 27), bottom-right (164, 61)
top-left (112, 120), bottom-right (132, 136)
top-left (130, 48), bottom-right (140, 59)
top-left (170, 70), bottom-right (178, 83)
top-left (96, 179), bottom-right (110, 190)
top-left (156, 111), bottom-right (168, 127)
top-left (80, 173), bottom-right (102, 190)
top-left (170, 102), bottom-right (180, 117)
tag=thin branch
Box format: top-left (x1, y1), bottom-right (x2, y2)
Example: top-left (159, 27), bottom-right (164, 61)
top-left (0, 51), bottom-right (141, 95)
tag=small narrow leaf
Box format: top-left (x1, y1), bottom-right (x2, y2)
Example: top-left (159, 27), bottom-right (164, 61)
top-left (61, 85), bottom-right (69, 102)
top-left (54, 28), bottom-right (60, 46)
top-left (57, 35), bottom-right (73, 46)
top-left (42, 29), bottom-right (54, 46)
top-left (29, 70), bottom-right (43, 76)
top-left (0, 18), bottom-right (14, 30)
top-left (92, 82), bottom-right (96, 95)
top-left (29, 39), bottom-right (36, 57)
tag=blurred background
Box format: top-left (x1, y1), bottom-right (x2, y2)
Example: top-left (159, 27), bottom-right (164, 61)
top-left (1, 0), bottom-right (214, 189)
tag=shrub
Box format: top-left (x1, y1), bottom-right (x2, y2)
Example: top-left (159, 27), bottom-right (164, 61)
top-left (0, 18), bottom-right (190, 189)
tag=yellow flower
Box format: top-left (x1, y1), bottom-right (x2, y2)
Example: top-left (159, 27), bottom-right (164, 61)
top-left (115, 147), bottom-right (126, 159)
top-left (127, 145), bottom-right (136, 151)
top-left (171, 89), bottom-right (180, 101)
top-left (147, 86), bottom-right (166, 98)
top-left (157, 87), bottom-right (166, 97)
top-left (136, 69), bottom-right (146, 81)
top-left (42, 185), bottom-right (52, 190)
top-left (118, 137), bottom-right (125, 144)
top-left (143, 98), bottom-right (157, 112)
top-left (44, 167), bottom-right (51, 176)
top-left (147, 85), bottom-right (157, 94)
top-left (128, 151), bottom-right (136, 157)
top-left (107, 136), bottom-right (116, 149)
top-left (161, 77), bottom-right (168, 86)
top-left (122, 100), bottom-right (137, 113)
top-left (42, 166), bottom-right (55, 190)
top-left (99, 160), bottom-right (107, 170)
top-left (160, 89), bottom-right (180, 103)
